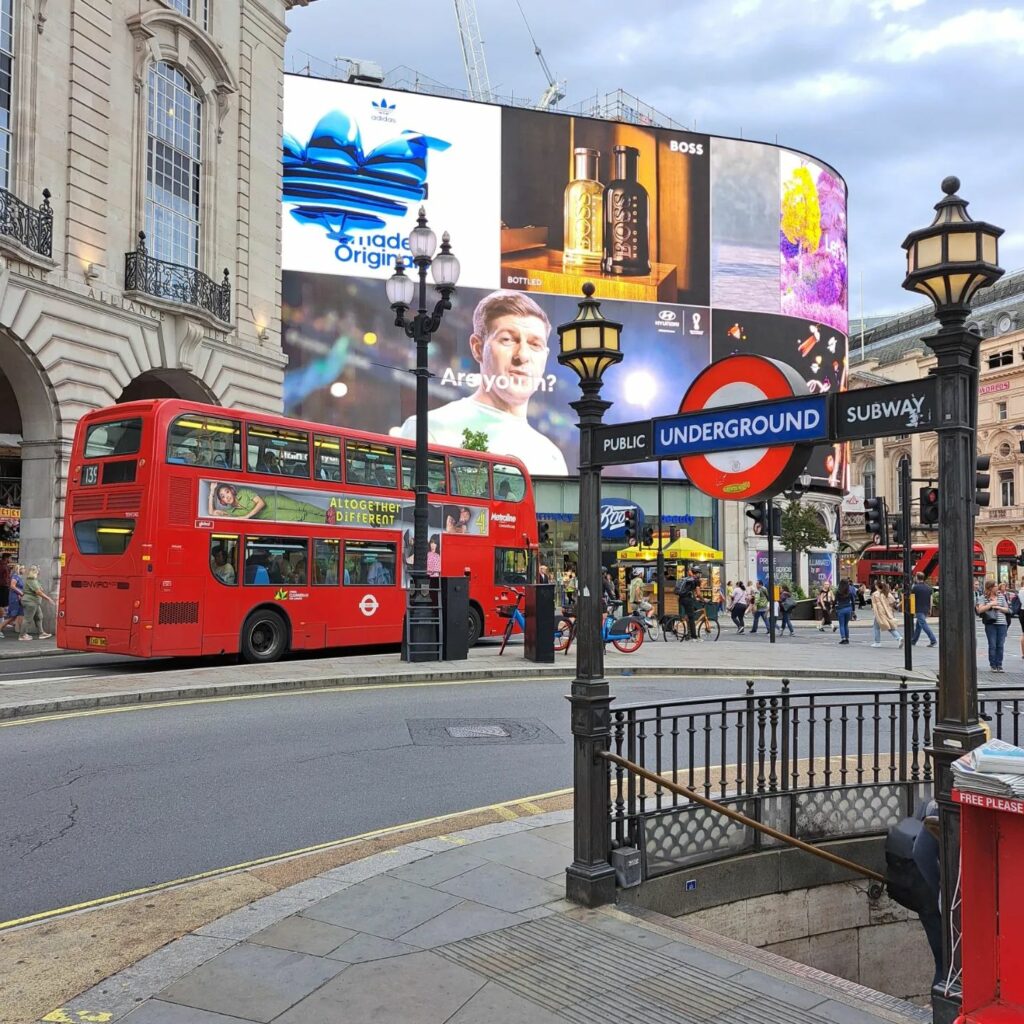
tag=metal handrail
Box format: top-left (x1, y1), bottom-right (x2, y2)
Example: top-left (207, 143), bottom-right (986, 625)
top-left (0, 187), bottom-right (53, 258)
top-left (124, 231), bottom-right (231, 323)
top-left (602, 749), bottom-right (885, 883)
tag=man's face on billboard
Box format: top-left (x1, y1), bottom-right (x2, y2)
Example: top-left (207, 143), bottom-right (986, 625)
top-left (470, 313), bottom-right (550, 412)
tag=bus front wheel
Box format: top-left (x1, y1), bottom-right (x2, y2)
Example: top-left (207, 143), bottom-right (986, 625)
top-left (467, 606), bottom-right (483, 648)
top-left (240, 609), bottom-right (288, 663)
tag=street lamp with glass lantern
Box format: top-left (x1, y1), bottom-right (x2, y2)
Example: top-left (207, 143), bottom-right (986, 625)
top-left (557, 282), bottom-right (623, 907)
top-left (386, 207), bottom-right (460, 662)
top-left (901, 176), bottom-right (1002, 1022)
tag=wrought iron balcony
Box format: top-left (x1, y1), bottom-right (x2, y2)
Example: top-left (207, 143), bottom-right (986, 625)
top-left (124, 232), bottom-right (231, 324)
top-left (0, 187), bottom-right (53, 259)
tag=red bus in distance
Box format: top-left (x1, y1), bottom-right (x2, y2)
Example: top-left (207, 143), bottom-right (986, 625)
top-left (58, 400), bottom-right (538, 662)
top-left (855, 542), bottom-right (986, 589)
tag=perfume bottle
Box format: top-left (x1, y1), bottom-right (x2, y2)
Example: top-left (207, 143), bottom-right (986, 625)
top-left (563, 148), bottom-right (603, 267)
top-left (603, 145), bottom-right (650, 276)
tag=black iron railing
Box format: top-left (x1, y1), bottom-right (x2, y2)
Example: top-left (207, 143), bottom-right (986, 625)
top-left (124, 231), bottom-right (231, 323)
top-left (0, 187), bottom-right (53, 258)
top-left (608, 681), bottom-right (1024, 878)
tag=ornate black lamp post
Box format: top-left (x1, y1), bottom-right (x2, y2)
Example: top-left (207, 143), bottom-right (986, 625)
top-left (558, 282), bottom-right (623, 907)
top-left (386, 207), bottom-right (460, 662)
top-left (901, 177), bottom-right (1002, 1023)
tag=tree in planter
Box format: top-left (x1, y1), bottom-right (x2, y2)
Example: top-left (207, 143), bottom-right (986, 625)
top-left (777, 499), bottom-right (832, 592)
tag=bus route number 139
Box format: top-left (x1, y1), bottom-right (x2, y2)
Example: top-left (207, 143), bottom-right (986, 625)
top-left (82, 465), bottom-right (99, 486)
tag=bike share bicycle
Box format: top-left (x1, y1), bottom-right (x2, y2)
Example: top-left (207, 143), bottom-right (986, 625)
top-left (498, 589), bottom-right (644, 655)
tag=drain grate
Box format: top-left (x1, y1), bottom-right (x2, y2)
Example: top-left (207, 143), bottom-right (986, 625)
top-left (446, 724), bottom-right (510, 739)
top-left (406, 718), bottom-right (564, 746)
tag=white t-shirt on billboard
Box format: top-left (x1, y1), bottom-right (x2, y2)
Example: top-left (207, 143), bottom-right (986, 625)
top-left (398, 397), bottom-right (568, 476)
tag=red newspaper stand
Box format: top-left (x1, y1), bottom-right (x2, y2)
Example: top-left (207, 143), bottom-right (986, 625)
top-left (953, 788), bottom-right (1024, 1023)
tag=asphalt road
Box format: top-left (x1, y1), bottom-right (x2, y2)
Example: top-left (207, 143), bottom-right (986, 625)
top-left (0, 672), bottom-right (901, 925)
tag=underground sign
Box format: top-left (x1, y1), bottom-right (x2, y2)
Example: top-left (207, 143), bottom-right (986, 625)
top-left (656, 354), bottom-right (827, 502)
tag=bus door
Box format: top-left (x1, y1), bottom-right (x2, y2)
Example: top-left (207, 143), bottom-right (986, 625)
top-left (336, 538), bottom-right (404, 645)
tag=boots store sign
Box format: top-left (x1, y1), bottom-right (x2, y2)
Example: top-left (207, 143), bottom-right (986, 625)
top-left (599, 499), bottom-right (643, 540)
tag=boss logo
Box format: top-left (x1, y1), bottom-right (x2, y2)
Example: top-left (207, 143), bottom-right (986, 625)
top-left (669, 140), bottom-right (705, 156)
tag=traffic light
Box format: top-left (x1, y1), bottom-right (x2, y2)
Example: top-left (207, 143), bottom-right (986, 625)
top-left (1017, 551), bottom-right (1024, 568)
top-left (623, 508), bottom-right (638, 546)
top-left (864, 496), bottom-right (889, 547)
top-left (893, 515), bottom-right (905, 546)
top-left (770, 505), bottom-right (783, 538)
top-left (642, 525), bottom-right (654, 547)
top-left (976, 455), bottom-right (991, 508)
top-left (538, 521), bottom-right (550, 545)
top-left (669, 526), bottom-right (681, 542)
top-left (746, 502), bottom-right (768, 535)
top-left (919, 487), bottom-right (939, 527)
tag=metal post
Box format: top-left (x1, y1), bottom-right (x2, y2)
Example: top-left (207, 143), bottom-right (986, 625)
top-left (926, 315), bottom-right (988, 1023)
top-left (656, 458), bottom-right (665, 622)
top-left (767, 499), bottom-right (776, 644)
top-left (901, 458), bottom-right (913, 672)
top-left (565, 379), bottom-right (617, 907)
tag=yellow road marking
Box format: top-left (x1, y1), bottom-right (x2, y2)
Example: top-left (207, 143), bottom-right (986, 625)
top-left (493, 805), bottom-right (519, 820)
top-left (0, 786), bottom-right (571, 931)
top-left (43, 1013), bottom-right (112, 1023)
top-left (517, 801), bottom-right (545, 814)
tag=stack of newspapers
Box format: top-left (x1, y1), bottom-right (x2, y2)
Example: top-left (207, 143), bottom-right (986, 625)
top-left (952, 739), bottom-right (1024, 797)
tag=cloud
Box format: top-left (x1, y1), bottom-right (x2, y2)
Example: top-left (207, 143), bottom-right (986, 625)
top-left (878, 7), bottom-right (1024, 60)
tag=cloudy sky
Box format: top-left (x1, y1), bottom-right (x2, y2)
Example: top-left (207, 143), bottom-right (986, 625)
top-left (284, 0), bottom-right (1021, 320)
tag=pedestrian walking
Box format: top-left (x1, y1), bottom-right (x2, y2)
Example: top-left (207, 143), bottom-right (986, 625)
top-left (816, 583), bottom-right (836, 633)
top-left (870, 580), bottom-right (903, 647)
top-left (977, 579), bottom-right (1009, 672)
top-left (779, 584), bottom-right (796, 636)
top-left (730, 580), bottom-right (747, 633)
top-left (835, 579), bottom-right (854, 644)
top-left (19, 565), bottom-right (55, 640)
top-left (750, 581), bottom-right (770, 635)
top-left (910, 573), bottom-right (938, 647)
top-left (0, 552), bottom-right (10, 617)
top-left (1, 563), bottom-right (25, 636)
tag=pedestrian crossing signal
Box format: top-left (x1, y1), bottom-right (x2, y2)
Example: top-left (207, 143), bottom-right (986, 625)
top-left (918, 487), bottom-right (939, 527)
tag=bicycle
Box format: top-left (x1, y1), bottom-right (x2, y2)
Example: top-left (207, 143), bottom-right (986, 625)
top-left (666, 603), bottom-right (721, 642)
top-left (553, 599), bottom-right (644, 655)
top-left (498, 590), bottom-right (586, 655)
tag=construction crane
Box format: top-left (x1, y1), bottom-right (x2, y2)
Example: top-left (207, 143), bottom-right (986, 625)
top-left (515, 0), bottom-right (566, 109)
top-left (452, 0), bottom-right (492, 102)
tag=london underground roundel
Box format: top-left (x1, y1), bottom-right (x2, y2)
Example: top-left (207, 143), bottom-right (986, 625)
top-left (678, 355), bottom-right (814, 502)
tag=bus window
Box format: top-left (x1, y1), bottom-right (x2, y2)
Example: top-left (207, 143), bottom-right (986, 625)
top-left (247, 424), bottom-right (310, 478)
top-left (346, 441), bottom-right (397, 489)
top-left (450, 457), bottom-right (490, 498)
top-left (494, 547), bottom-right (533, 586)
top-left (85, 418), bottom-right (143, 458)
top-left (243, 536), bottom-right (308, 585)
top-left (313, 538), bottom-right (340, 585)
top-left (493, 464), bottom-right (525, 502)
top-left (73, 519), bottom-right (135, 555)
top-left (344, 540), bottom-right (396, 586)
top-left (168, 414), bottom-right (241, 469)
top-left (314, 435), bottom-right (342, 481)
top-left (400, 451), bottom-right (447, 493)
top-left (209, 536), bottom-right (239, 586)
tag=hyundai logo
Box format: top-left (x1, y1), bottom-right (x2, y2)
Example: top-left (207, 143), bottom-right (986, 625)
top-left (657, 310), bottom-right (677, 322)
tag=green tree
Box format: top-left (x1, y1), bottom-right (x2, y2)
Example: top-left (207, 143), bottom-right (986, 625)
top-left (461, 428), bottom-right (489, 452)
top-left (777, 499), bottom-right (831, 591)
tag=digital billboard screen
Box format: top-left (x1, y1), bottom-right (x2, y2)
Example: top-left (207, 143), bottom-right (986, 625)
top-left (281, 76), bottom-right (848, 485)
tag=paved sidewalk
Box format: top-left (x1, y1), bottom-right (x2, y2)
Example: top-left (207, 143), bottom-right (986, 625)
top-left (46, 810), bottom-right (930, 1024)
top-left (0, 628), bottom-right (938, 720)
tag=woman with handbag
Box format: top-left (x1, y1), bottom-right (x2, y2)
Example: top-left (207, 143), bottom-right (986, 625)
top-left (977, 579), bottom-right (1009, 672)
top-left (817, 583), bottom-right (836, 633)
top-left (870, 580), bottom-right (903, 648)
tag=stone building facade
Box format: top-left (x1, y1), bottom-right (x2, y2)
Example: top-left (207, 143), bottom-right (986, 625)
top-left (846, 268), bottom-right (1024, 582)
top-left (0, 0), bottom-right (310, 583)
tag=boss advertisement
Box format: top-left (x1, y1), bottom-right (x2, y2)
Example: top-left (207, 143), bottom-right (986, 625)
top-left (281, 77), bottom-right (849, 485)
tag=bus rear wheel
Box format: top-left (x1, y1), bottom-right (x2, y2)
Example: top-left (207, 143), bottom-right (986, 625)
top-left (240, 609), bottom-right (288, 663)
top-left (467, 606), bottom-right (483, 648)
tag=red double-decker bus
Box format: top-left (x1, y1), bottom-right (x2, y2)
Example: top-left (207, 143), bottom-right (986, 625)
top-left (57, 400), bottom-right (538, 662)
top-left (855, 541), bottom-right (986, 588)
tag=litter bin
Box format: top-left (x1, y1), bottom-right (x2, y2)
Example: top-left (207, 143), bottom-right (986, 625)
top-left (524, 583), bottom-right (554, 663)
top-left (440, 575), bottom-right (469, 661)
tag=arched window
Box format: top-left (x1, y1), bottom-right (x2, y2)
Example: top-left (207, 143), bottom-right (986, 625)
top-left (0, 0), bottom-right (13, 190)
top-left (145, 62), bottom-right (202, 268)
top-left (862, 459), bottom-right (875, 501)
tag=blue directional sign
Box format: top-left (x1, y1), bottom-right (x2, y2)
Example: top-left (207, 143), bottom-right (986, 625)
top-left (653, 395), bottom-right (829, 459)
